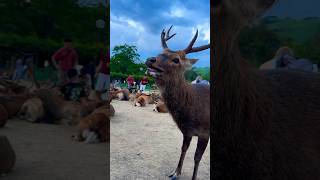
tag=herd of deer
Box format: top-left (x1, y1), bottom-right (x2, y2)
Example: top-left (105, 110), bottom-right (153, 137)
top-left (109, 86), bottom-right (169, 113)
top-left (0, 79), bottom-right (113, 143)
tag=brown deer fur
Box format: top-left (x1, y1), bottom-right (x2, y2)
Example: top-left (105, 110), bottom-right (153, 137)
top-left (18, 97), bottom-right (44, 123)
top-left (76, 113), bottom-right (109, 142)
top-left (0, 95), bottom-right (31, 118)
top-left (35, 89), bottom-right (85, 125)
top-left (0, 104), bottom-right (9, 127)
top-left (134, 94), bottom-right (154, 107)
top-left (145, 26), bottom-right (210, 180)
top-left (153, 100), bottom-right (168, 113)
top-left (92, 103), bottom-right (115, 117)
top-left (212, 0), bottom-right (320, 179)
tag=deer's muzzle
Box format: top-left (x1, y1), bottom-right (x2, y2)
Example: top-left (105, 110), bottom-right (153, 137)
top-left (145, 57), bottom-right (164, 77)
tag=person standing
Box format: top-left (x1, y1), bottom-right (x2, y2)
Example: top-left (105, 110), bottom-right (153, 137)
top-left (127, 75), bottom-right (135, 92)
top-left (81, 60), bottom-right (96, 90)
top-left (51, 38), bottom-right (78, 86)
top-left (12, 57), bottom-right (27, 81)
top-left (95, 48), bottom-right (110, 100)
top-left (140, 75), bottom-right (148, 92)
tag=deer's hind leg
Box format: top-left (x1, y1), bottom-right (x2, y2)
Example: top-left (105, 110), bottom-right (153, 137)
top-left (169, 135), bottom-right (192, 180)
top-left (191, 136), bottom-right (209, 180)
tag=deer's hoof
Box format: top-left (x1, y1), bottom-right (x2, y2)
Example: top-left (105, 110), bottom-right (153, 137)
top-left (168, 171), bottom-right (180, 180)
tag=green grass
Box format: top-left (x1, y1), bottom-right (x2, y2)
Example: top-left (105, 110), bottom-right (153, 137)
top-left (264, 17), bottom-right (320, 43)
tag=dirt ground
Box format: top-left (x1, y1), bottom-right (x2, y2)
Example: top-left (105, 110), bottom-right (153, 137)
top-left (0, 118), bottom-right (108, 180)
top-left (110, 100), bottom-right (210, 180)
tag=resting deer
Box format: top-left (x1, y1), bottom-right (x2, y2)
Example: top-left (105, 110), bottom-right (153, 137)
top-left (145, 26), bottom-right (210, 180)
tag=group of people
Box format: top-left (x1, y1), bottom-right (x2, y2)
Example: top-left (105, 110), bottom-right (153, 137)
top-left (11, 53), bottom-right (34, 81)
top-left (51, 38), bottom-right (110, 101)
top-left (126, 74), bottom-right (149, 93)
top-left (11, 38), bottom-right (110, 102)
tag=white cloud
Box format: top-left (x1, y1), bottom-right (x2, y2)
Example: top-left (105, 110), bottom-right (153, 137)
top-left (162, 5), bottom-right (187, 18)
top-left (110, 1), bottom-right (210, 67)
top-left (169, 6), bottom-right (185, 17)
top-left (110, 13), bottom-right (160, 58)
top-left (191, 21), bottom-right (210, 44)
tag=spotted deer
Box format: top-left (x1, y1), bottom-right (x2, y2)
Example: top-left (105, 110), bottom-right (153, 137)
top-left (145, 26), bottom-right (210, 180)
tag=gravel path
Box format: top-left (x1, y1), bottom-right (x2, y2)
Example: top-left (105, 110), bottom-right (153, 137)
top-left (110, 100), bottom-right (210, 180)
top-left (0, 118), bottom-right (108, 180)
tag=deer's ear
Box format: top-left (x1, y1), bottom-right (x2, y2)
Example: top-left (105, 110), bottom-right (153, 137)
top-left (189, 59), bottom-right (198, 65)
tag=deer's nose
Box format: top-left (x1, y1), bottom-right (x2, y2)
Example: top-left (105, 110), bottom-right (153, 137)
top-left (145, 57), bottom-right (156, 66)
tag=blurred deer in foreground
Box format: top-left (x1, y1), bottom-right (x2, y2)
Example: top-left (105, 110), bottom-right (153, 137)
top-left (213, 0), bottom-right (320, 179)
top-left (145, 26), bottom-right (210, 180)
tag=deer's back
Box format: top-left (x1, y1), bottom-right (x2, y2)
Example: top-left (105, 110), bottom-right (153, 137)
top-left (259, 69), bottom-right (320, 179)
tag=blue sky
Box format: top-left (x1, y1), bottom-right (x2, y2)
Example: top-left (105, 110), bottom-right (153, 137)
top-left (110, 0), bottom-right (210, 67)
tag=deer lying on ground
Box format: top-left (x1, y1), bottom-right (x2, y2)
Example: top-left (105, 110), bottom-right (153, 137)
top-left (75, 112), bottom-right (109, 143)
top-left (153, 100), bottom-right (168, 113)
top-left (213, 0), bottom-right (320, 179)
top-left (35, 88), bottom-right (101, 125)
top-left (0, 95), bottom-right (32, 118)
top-left (18, 97), bottom-right (45, 123)
top-left (133, 93), bottom-right (154, 107)
top-left (145, 26), bottom-right (210, 180)
top-left (73, 98), bottom-right (112, 143)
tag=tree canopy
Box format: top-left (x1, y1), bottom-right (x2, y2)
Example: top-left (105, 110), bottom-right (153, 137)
top-left (0, 0), bottom-right (109, 65)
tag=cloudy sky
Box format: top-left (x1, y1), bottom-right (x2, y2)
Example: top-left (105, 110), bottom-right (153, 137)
top-left (110, 0), bottom-right (210, 67)
top-left (266, 0), bottom-right (320, 18)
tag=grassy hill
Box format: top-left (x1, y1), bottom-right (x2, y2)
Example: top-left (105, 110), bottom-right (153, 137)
top-left (262, 16), bottom-right (320, 43)
top-left (239, 16), bottom-right (320, 66)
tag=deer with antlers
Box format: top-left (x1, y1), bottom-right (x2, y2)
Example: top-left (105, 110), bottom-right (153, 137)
top-left (145, 26), bottom-right (210, 180)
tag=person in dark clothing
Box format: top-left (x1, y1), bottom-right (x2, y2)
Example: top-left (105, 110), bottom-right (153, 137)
top-left (61, 68), bottom-right (85, 102)
top-left (81, 60), bottom-right (96, 89)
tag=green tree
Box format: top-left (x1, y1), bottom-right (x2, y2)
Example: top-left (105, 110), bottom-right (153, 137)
top-left (110, 44), bottom-right (144, 75)
top-left (239, 24), bottom-right (282, 67)
top-left (0, 0), bottom-right (108, 65)
top-left (300, 31), bottom-right (320, 64)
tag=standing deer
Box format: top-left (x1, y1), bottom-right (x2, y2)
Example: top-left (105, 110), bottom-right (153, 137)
top-left (213, 0), bottom-right (320, 179)
top-left (145, 26), bottom-right (210, 180)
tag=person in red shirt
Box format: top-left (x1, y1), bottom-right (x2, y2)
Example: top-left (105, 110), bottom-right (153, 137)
top-left (139, 75), bottom-right (148, 92)
top-left (51, 38), bottom-right (78, 86)
top-left (95, 48), bottom-right (110, 100)
top-left (126, 75), bottom-right (135, 92)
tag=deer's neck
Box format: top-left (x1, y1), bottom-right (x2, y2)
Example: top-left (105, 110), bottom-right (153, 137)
top-left (212, 9), bottom-right (273, 138)
top-left (157, 75), bottom-right (194, 112)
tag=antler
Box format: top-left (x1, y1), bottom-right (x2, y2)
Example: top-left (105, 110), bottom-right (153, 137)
top-left (161, 26), bottom-right (210, 54)
top-left (184, 30), bottom-right (210, 54)
top-left (161, 25), bottom-right (176, 49)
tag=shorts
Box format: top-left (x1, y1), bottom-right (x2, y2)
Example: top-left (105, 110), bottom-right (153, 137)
top-left (95, 73), bottom-right (109, 92)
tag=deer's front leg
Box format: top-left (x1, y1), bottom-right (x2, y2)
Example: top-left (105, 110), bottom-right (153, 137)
top-left (191, 136), bottom-right (209, 180)
top-left (169, 135), bottom-right (192, 180)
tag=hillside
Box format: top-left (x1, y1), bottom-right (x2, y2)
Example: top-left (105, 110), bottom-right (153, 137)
top-left (262, 16), bottom-right (320, 43)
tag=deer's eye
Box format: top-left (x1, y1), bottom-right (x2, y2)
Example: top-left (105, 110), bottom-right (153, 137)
top-left (172, 58), bottom-right (180, 64)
